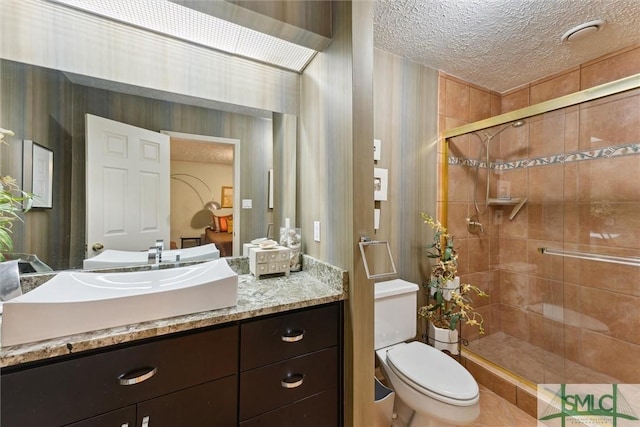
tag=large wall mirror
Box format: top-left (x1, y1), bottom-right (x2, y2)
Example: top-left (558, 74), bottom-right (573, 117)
top-left (0, 1), bottom-right (301, 272)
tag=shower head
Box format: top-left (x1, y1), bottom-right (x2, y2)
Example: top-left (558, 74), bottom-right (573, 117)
top-left (478, 119), bottom-right (526, 141)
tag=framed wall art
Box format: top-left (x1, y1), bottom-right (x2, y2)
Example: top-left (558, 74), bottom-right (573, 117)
top-left (221, 186), bottom-right (233, 208)
top-left (23, 140), bottom-right (53, 209)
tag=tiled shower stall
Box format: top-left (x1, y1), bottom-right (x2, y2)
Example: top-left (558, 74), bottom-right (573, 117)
top-left (438, 45), bottom-right (640, 386)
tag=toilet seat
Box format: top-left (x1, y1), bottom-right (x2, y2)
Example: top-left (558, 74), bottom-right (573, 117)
top-left (386, 341), bottom-right (479, 406)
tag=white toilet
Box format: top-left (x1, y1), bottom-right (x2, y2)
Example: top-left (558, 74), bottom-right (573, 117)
top-left (374, 279), bottom-right (480, 427)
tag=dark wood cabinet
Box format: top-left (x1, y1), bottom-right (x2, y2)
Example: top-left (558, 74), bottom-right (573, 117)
top-left (239, 303), bottom-right (341, 426)
top-left (1, 325), bottom-right (238, 427)
top-left (64, 378), bottom-right (237, 427)
top-left (1, 302), bottom-right (342, 427)
top-left (239, 390), bottom-right (337, 427)
top-left (134, 376), bottom-right (238, 427)
top-left (65, 406), bottom-right (136, 427)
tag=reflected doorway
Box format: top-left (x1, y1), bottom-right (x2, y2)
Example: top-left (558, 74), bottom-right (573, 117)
top-left (163, 131), bottom-right (240, 257)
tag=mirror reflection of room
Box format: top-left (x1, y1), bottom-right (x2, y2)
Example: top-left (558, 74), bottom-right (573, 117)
top-left (170, 138), bottom-right (235, 257)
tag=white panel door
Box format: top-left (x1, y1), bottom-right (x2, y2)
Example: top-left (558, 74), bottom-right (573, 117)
top-left (86, 114), bottom-right (170, 257)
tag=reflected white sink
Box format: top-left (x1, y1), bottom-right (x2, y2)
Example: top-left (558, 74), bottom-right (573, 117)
top-left (1, 259), bottom-right (237, 347)
top-left (82, 244), bottom-right (220, 269)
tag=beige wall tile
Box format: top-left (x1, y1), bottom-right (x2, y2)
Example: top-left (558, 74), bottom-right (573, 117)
top-left (500, 271), bottom-right (529, 308)
top-left (528, 314), bottom-right (565, 356)
top-left (469, 86), bottom-right (492, 122)
top-left (581, 46), bottom-right (640, 89)
top-left (491, 92), bottom-right (502, 116)
top-left (444, 77), bottom-right (470, 122)
top-left (497, 168), bottom-right (527, 203)
top-left (465, 359), bottom-right (517, 404)
top-left (577, 156), bottom-right (640, 203)
top-left (527, 239), bottom-right (564, 280)
top-left (563, 162), bottom-right (578, 203)
top-left (501, 87), bottom-right (529, 113)
top-left (528, 276), bottom-right (565, 308)
top-left (528, 164), bottom-right (564, 203)
top-left (580, 331), bottom-right (640, 382)
top-left (564, 108), bottom-right (579, 153)
top-left (456, 236), bottom-right (470, 276)
top-left (516, 386), bottom-right (538, 418)
top-left (563, 244), bottom-right (640, 296)
top-left (563, 202), bottom-right (581, 244)
top-left (527, 202), bottom-right (564, 242)
top-left (529, 111), bottom-right (567, 158)
top-left (447, 131), bottom-right (473, 160)
top-left (497, 122), bottom-right (529, 161)
top-left (501, 303), bottom-right (530, 341)
top-left (499, 237), bottom-right (529, 273)
top-left (530, 69), bottom-right (580, 104)
top-left (579, 90), bottom-right (640, 149)
top-left (448, 165), bottom-right (473, 202)
top-left (563, 324), bottom-right (583, 367)
top-left (467, 236), bottom-right (492, 273)
top-left (578, 286), bottom-right (640, 345)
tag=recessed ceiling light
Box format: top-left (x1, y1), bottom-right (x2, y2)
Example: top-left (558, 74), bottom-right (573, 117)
top-left (561, 20), bottom-right (605, 43)
top-left (48, 0), bottom-right (317, 72)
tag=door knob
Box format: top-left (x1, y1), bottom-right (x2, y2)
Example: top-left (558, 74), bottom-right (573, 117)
top-left (92, 243), bottom-right (104, 252)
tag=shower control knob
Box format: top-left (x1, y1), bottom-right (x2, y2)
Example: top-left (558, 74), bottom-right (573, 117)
top-left (466, 217), bottom-right (484, 233)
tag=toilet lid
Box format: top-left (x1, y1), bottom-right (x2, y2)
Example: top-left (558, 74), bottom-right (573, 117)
top-left (386, 341), bottom-right (479, 404)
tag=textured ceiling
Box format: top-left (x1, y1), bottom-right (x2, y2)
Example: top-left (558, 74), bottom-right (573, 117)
top-left (170, 138), bottom-right (234, 165)
top-left (374, 0), bottom-right (640, 93)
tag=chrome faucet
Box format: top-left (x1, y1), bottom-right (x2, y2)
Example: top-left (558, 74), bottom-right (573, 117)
top-left (155, 239), bottom-right (164, 263)
top-left (148, 247), bottom-right (159, 265)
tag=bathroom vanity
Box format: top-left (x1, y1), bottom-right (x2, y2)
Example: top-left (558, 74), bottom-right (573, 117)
top-left (0, 258), bottom-right (347, 427)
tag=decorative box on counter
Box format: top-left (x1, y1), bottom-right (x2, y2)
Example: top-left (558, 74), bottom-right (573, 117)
top-left (249, 245), bottom-right (291, 279)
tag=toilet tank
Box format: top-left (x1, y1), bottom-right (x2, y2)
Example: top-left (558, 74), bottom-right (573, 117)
top-left (374, 279), bottom-right (420, 350)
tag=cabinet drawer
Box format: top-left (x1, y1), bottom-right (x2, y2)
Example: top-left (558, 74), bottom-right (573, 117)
top-left (65, 406), bottom-right (136, 427)
top-left (240, 303), bottom-right (338, 370)
top-left (136, 375), bottom-right (238, 427)
top-left (1, 325), bottom-right (238, 427)
top-left (239, 347), bottom-right (338, 421)
top-left (240, 389), bottom-right (338, 427)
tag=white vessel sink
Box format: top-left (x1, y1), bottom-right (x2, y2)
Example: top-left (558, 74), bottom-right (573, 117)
top-left (1, 259), bottom-right (237, 347)
top-left (82, 244), bottom-right (220, 269)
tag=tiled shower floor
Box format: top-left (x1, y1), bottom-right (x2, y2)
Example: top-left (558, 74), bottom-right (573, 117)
top-left (466, 331), bottom-right (620, 384)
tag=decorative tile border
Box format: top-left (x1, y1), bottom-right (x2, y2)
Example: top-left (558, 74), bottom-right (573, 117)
top-left (449, 142), bottom-right (640, 170)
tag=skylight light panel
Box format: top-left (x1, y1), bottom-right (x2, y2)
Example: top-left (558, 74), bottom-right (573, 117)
top-left (49, 0), bottom-right (316, 72)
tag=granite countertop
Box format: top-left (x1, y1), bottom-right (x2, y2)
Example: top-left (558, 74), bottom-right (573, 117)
top-left (0, 255), bottom-right (348, 368)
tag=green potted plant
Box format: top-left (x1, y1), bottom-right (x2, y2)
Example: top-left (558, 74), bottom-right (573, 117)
top-left (1, 127), bottom-right (31, 261)
top-left (418, 212), bottom-right (488, 354)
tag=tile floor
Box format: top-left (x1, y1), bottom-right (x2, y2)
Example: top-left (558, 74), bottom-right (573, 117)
top-left (467, 331), bottom-right (620, 384)
top-left (470, 385), bottom-right (537, 427)
top-left (389, 385), bottom-right (536, 427)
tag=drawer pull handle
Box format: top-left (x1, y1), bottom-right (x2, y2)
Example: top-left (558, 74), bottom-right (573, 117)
top-left (118, 366), bottom-right (157, 386)
top-left (281, 374), bottom-right (305, 389)
top-left (281, 329), bottom-right (305, 343)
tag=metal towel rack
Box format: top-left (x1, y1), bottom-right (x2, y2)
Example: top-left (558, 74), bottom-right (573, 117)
top-left (538, 247), bottom-right (640, 267)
